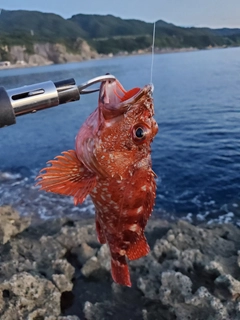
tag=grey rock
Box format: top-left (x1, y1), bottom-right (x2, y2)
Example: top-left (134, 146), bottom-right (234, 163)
top-left (137, 276), bottom-right (160, 300)
top-left (0, 272), bottom-right (61, 319)
top-left (135, 254), bottom-right (162, 300)
top-left (52, 259), bottom-right (75, 282)
top-left (172, 248), bottom-right (205, 274)
top-left (83, 301), bottom-right (113, 320)
top-left (28, 308), bottom-right (48, 320)
top-left (83, 301), bottom-right (96, 320)
top-left (97, 244), bottom-right (111, 271)
top-left (57, 317), bottom-right (80, 320)
top-left (137, 220), bottom-right (240, 319)
top-left (204, 260), bottom-right (224, 277)
top-left (0, 259), bottom-right (37, 282)
top-left (0, 206), bottom-right (30, 244)
top-left (215, 274), bottom-right (240, 299)
top-left (35, 315), bottom-right (80, 320)
top-left (5, 235), bottom-right (67, 283)
top-left (56, 224), bottom-right (96, 250)
top-left (9, 234), bottom-right (66, 266)
top-left (52, 274), bottom-right (73, 292)
top-left (159, 271), bottom-right (193, 305)
top-left (29, 310), bottom-right (80, 320)
top-left (184, 287), bottom-right (229, 320)
top-left (237, 250), bottom-right (240, 268)
top-left (81, 257), bottom-right (101, 278)
top-left (153, 238), bottom-right (180, 260)
top-left (168, 220), bottom-right (236, 257)
top-left (71, 242), bottom-right (97, 265)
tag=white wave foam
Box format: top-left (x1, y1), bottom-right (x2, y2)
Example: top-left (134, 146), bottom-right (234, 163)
top-left (0, 172), bottom-right (21, 180)
top-left (196, 211), bottom-right (210, 221)
top-left (207, 212), bottom-right (235, 225)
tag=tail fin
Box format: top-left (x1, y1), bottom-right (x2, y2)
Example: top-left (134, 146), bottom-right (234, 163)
top-left (111, 256), bottom-right (131, 287)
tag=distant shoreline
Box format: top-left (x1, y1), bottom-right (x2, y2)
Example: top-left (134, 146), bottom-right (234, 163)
top-left (0, 45), bottom-right (234, 71)
top-left (0, 61), bottom-right (54, 70)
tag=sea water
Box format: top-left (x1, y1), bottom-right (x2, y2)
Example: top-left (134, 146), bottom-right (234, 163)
top-left (1, 47), bottom-right (240, 223)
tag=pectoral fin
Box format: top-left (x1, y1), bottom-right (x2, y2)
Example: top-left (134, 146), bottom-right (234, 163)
top-left (36, 150), bottom-right (96, 205)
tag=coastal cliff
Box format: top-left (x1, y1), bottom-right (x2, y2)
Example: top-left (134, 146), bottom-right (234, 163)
top-left (1, 40), bottom-right (98, 68)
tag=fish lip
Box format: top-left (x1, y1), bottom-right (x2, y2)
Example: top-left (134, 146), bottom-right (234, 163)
top-left (99, 79), bottom-right (153, 109)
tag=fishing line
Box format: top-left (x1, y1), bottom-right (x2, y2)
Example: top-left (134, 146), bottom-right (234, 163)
top-left (150, 21), bottom-right (156, 85)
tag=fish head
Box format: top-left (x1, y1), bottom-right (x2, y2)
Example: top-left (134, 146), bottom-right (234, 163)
top-left (75, 79), bottom-right (158, 178)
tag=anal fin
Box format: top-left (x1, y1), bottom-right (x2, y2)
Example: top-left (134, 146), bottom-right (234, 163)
top-left (126, 233), bottom-right (150, 261)
top-left (36, 150), bottom-right (96, 205)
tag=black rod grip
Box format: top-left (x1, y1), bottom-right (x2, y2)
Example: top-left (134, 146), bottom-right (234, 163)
top-left (0, 87), bottom-right (16, 128)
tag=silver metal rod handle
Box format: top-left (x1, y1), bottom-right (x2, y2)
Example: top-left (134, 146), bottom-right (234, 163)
top-left (7, 79), bottom-right (80, 116)
top-left (8, 81), bottom-right (59, 116)
top-left (0, 74), bottom-right (116, 128)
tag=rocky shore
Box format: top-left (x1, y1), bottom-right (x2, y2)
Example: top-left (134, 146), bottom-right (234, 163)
top-left (0, 205), bottom-right (240, 320)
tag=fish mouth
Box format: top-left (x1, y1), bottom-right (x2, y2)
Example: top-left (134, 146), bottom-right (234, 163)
top-left (99, 79), bottom-right (153, 119)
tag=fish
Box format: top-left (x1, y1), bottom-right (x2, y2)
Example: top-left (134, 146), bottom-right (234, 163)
top-left (36, 78), bottom-right (158, 287)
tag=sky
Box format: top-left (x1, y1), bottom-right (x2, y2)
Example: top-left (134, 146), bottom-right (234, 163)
top-left (2, 0), bottom-right (240, 29)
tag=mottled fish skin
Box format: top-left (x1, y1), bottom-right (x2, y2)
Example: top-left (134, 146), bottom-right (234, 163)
top-left (37, 79), bottom-right (158, 287)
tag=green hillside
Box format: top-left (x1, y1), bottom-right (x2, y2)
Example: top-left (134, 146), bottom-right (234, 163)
top-left (0, 9), bottom-right (240, 56)
top-left (69, 14), bottom-right (240, 53)
top-left (0, 9), bottom-right (86, 49)
top-left (69, 14), bottom-right (153, 38)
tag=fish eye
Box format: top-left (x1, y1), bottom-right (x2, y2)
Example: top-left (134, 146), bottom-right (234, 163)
top-left (132, 125), bottom-right (147, 143)
top-left (135, 127), bottom-right (145, 138)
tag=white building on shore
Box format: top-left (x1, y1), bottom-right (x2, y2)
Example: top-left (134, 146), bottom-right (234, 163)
top-left (0, 61), bottom-right (11, 67)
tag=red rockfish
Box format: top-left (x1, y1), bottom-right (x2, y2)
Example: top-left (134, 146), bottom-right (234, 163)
top-left (37, 78), bottom-right (158, 286)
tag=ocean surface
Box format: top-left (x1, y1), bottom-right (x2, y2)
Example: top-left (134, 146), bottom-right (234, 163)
top-left (1, 47), bottom-right (240, 224)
